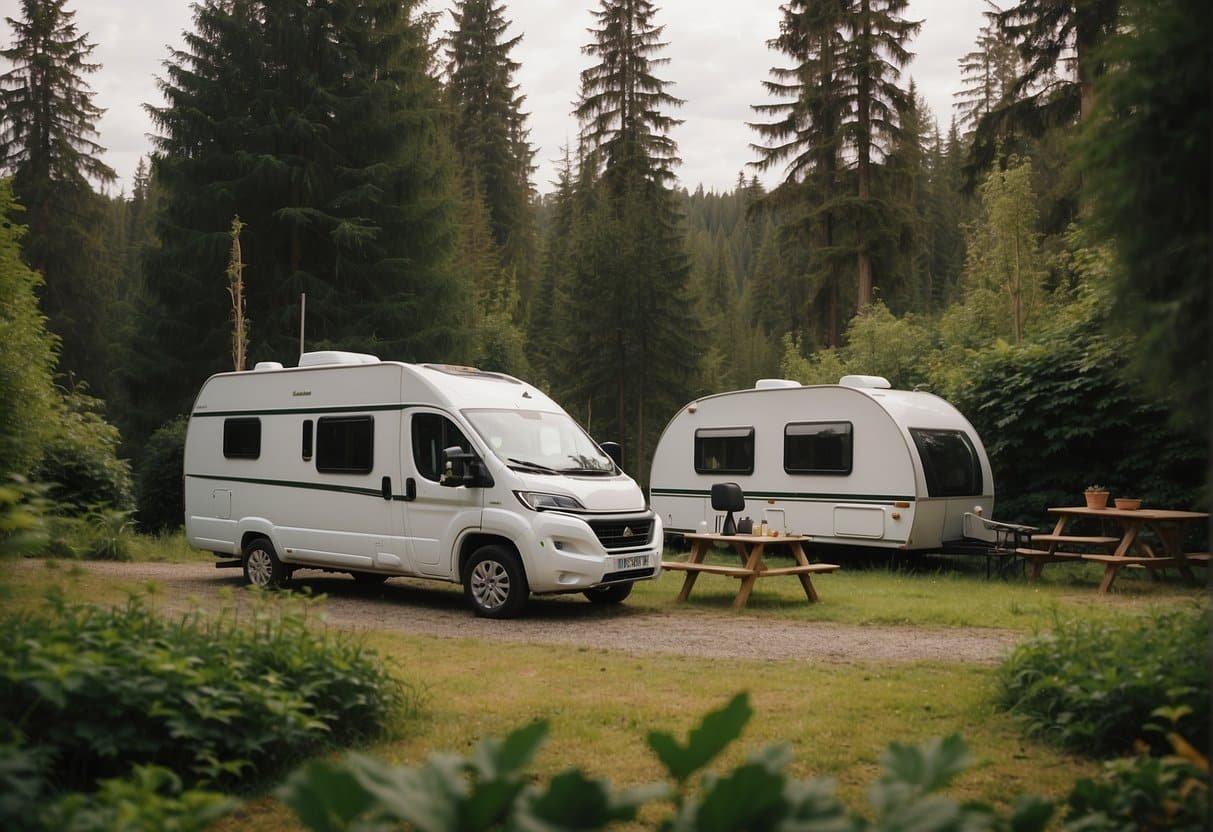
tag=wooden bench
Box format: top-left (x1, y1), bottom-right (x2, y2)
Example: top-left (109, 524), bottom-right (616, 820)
top-left (662, 562), bottom-right (753, 577)
top-left (1030, 534), bottom-right (1120, 549)
top-left (1184, 553), bottom-right (1210, 566)
top-left (1080, 554), bottom-right (1179, 594)
top-left (1015, 547), bottom-right (1085, 581)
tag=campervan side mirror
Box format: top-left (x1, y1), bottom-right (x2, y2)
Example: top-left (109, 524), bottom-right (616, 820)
top-left (441, 446), bottom-right (492, 488)
top-left (600, 441), bottom-right (623, 469)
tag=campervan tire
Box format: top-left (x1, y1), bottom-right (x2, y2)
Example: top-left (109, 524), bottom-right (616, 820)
top-left (243, 537), bottom-right (287, 589)
top-left (464, 545), bottom-right (529, 619)
top-left (583, 581), bottom-right (633, 604)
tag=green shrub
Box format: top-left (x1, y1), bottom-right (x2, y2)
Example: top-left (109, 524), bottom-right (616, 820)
top-left (281, 693), bottom-right (1057, 831)
top-left (0, 475), bottom-right (47, 557)
top-left (0, 590), bottom-right (412, 793)
top-left (41, 765), bottom-right (235, 832)
top-left (1063, 743), bottom-right (1209, 832)
top-left (952, 315), bottom-right (1208, 525)
top-left (31, 390), bottom-right (134, 516)
top-left (41, 508), bottom-right (135, 561)
top-left (135, 416), bottom-right (187, 533)
top-left (997, 606), bottom-right (1210, 757)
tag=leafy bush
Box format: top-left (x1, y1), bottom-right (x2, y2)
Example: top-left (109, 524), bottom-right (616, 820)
top-left (0, 475), bottom-right (47, 556)
top-left (40, 508), bottom-right (136, 561)
top-left (997, 606), bottom-right (1210, 758)
top-left (40, 765), bottom-right (235, 832)
top-left (30, 390), bottom-right (134, 515)
top-left (0, 590), bottom-right (412, 793)
top-left (135, 416), bottom-right (187, 532)
top-left (281, 693), bottom-right (1056, 832)
top-left (1063, 741), bottom-right (1209, 832)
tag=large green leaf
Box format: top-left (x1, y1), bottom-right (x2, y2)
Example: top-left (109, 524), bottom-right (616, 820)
top-left (647, 693), bottom-right (753, 782)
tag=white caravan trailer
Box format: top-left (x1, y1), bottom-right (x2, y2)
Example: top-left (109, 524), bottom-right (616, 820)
top-left (184, 351), bottom-right (662, 618)
top-left (649, 376), bottom-right (993, 551)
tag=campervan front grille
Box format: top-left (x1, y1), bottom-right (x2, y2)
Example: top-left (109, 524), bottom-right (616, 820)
top-left (587, 517), bottom-right (654, 550)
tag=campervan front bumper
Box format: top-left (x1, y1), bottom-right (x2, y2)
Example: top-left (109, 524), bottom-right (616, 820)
top-left (507, 509), bottom-right (664, 593)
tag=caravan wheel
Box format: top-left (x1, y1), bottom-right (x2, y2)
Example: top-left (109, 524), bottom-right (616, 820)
top-left (243, 537), bottom-right (287, 589)
top-left (463, 545), bottom-right (529, 619)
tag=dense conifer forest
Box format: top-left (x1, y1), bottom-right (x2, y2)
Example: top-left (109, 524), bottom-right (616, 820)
top-left (1, 0), bottom-right (1208, 508)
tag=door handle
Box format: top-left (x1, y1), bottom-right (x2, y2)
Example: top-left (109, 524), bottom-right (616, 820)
top-left (381, 476), bottom-right (392, 500)
top-left (405, 477), bottom-right (417, 501)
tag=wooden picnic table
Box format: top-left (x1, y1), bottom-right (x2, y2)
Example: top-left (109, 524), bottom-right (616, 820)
top-left (662, 532), bottom-right (839, 609)
top-left (1016, 506), bottom-right (1207, 593)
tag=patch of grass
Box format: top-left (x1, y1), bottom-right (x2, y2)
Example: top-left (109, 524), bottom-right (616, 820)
top-left (124, 530), bottom-right (213, 562)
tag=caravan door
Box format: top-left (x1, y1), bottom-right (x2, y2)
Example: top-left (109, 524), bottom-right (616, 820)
top-left (403, 410), bottom-right (484, 577)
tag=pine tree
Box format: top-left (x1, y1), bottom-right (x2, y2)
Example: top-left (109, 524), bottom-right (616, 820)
top-left (969, 0), bottom-right (1121, 178)
top-left (444, 0), bottom-right (537, 298)
top-left (563, 0), bottom-right (699, 483)
top-left (0, 0), bottom-right (118, 396)
top-left (840, 0), bottom-right (921, 311)
top-left (952, 2), bottom-right (1020, 135)
top-left (123, 0), bottom-right (469, 444)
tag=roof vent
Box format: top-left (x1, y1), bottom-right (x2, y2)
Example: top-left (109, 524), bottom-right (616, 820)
top-left (839, 374), bottom-right (891, 389)
top-left (754, 379), bottom-right (801, 390)
top-left (252, 361), bottom-right (283, 371)
top-left (298, 351), bottom-right (380, 367)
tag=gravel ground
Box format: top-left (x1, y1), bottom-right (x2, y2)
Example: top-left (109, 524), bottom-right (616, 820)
top-left (21, 560), bottom-right (1023, 665)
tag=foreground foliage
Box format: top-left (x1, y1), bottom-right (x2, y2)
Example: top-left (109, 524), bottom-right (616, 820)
top-left (997, 605), bottom-right (1210, 758)
top-left (0, 589), bottom-right (410, 830)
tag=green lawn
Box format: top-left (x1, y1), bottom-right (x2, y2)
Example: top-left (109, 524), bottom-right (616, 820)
top-left (5, 537), bottom-right (1206, 829)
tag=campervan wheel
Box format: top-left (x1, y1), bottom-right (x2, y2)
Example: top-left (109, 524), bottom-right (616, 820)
top-left (242, 537), bottom-right (288, 589)
top-left (464, 545), bottom-right (529, 619)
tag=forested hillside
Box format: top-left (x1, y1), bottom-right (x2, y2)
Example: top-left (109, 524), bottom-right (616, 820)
top-left (0, 0), bottom-right (1207, 512)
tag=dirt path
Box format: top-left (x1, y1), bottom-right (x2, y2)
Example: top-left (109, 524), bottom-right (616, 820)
top-left (23, 560), bottom-right (1023, 665)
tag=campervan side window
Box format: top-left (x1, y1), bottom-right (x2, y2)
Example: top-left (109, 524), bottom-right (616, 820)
top-left (316, 416), bottom-right (374, 474)
top-left (694, 427), bottom-right (754, 475)
top-left (910, 428), bottom-right (982, 497)
top-left (222, 418), bottom-right (261, 459)
top-left (412, 413), bottom-right (471, 482)
top-left (784, 422), bottom-right (852, 475)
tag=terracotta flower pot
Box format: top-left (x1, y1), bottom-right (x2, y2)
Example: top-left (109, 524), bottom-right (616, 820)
top-left (1114, 498), bottom-right (1141, 511)
top-left (1084, 490), bottom-right (1109, 509)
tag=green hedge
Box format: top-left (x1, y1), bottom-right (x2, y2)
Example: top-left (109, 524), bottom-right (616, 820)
top-left (997, 605), bottom-right (1210, 758)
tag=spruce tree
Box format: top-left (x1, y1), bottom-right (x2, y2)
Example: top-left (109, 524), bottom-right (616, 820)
top-left (444, 0), bottom-right (537, 296)
top-left (564, 0), bottom-right (699, 483)
top-left (125, 0), bottom-right (468, 443)
top-left (952, 2), bottom-right (1020, 135)
top-left (0, 0), bottom-right (117, 396)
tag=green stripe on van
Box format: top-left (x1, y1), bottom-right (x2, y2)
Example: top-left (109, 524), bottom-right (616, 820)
top-left (649, 487), bottom-right (914, 504)
top-left (187, 473), bottom-right (396, 500)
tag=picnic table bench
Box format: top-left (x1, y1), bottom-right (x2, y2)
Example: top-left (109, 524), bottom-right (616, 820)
top-left (663, 533), bottom-right (838, 608)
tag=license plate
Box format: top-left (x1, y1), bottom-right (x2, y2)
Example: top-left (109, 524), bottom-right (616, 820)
top-left (616, 555), bottom-right (649, 570)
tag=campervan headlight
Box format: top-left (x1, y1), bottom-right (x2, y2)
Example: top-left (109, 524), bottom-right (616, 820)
top-left (514, 491), bottom-right (585, 511)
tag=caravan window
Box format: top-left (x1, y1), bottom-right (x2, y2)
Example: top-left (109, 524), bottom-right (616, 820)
top-left (910, 428), bottom-right (982, 497)
top-left (412, 413), bottom-right (471, 481)
top-left (784, 422), bottom-right (852, 474)
top-left (316, 416), bottom-right (374, 474)
top-left (694, 427), bottom-right (754, 475)
top-left (222, 418), bottom-right (261, 459)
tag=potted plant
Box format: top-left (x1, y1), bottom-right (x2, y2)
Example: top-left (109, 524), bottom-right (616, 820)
top-left (1113, 496), bottom-right (1141, 510)
top-left (1084, 485), bottom-right (1109, 509)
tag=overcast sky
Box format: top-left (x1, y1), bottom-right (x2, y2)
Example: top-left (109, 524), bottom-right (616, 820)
top-left (2, 0), bottom-right (988, 195)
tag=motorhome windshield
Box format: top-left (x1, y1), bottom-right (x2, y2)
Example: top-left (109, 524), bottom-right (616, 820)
top-left (463, 409), bottom-right (616, 475)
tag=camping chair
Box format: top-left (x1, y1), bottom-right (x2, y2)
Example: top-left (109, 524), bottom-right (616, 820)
top-left (961, 511), bottom-right (1038, 578)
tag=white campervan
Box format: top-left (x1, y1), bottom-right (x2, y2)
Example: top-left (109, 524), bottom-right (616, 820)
top-left (184, 351), bottom-right (662, 617)
top-left (649, 376), bottom-right (994, 551)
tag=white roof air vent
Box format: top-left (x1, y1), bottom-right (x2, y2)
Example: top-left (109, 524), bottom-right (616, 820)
top-left (252, 361), bottom-right (283, 371)
top-left (839, 374), bottom-right (891, 389)
top-left (754, 379), bottom-right (802, 390)
top-left (298, 351), bottom-right (381, 367)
